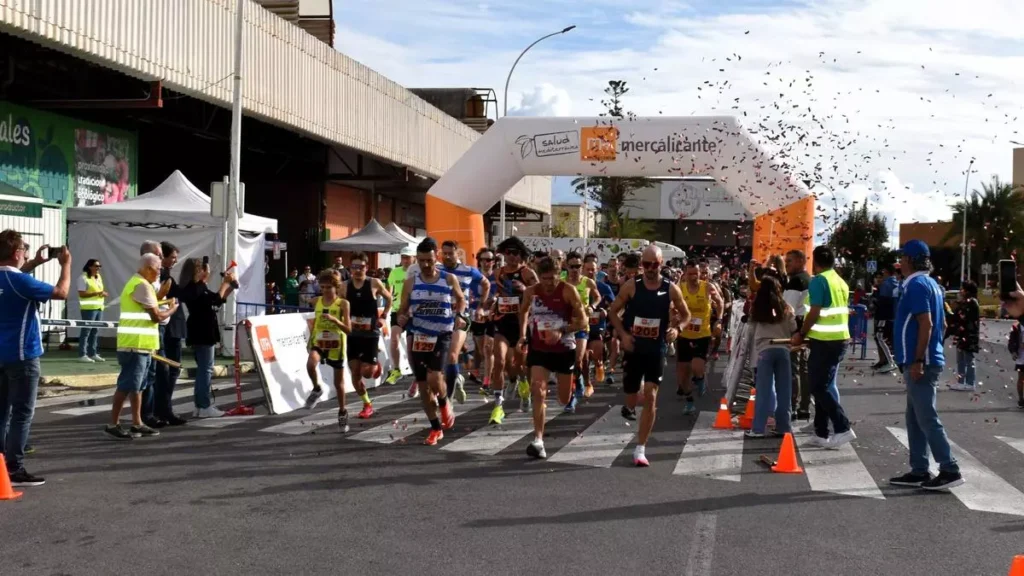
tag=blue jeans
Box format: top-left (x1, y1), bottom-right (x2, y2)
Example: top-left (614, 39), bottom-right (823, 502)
top-left (116, 352), bottom-right (152, 393)
top-left (0, 358), bottom-right (41, 473)
top-left (193, 345), bottom-right (216, 409)
top-left (904, 364), bottom-right (959, 475)
top-left (955, 349), bottom-right (976, 388)
top-left (807, 339), bottom-right (850, 438)
top-left (752, 347), bottom-right (793, 433)
top-left (79, 309), bottom-right (102, 357)
top-left (154, 336), bottom-right (183, 419)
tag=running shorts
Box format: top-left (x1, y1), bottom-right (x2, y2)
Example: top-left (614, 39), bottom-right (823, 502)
top-left (471, 320), bottom-right (495, 337)
top-left (408, 332), bottom-right (452, 381)
top-left (346, 336), bottom-right (379, 365)
top-left (311, 347), bottom-right (344, 370)
top-left (622, 351), bottom-right (665, 393)
top-left (677, 336), bottom-right (712, 363)
top-left (526, 349), bottom-right (575, 375)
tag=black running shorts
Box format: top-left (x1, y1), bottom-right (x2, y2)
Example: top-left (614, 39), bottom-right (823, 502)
top-left (622, 351), bottom-right (665, 394)
top-left (346, 336), bottom-right (379, 365)
top-left (408, 332), bottom-right (452, 381)
top-left (526, 349), bottom-right (576, 375)
top-left (677, 336), bottom-right (712, 363)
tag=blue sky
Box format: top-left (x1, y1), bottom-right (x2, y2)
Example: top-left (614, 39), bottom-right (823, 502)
top-left (334, 0), bottom-right (1024, 243)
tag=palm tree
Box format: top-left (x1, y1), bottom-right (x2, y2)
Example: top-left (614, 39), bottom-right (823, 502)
top-left (943, 175), bottom-right (1024, 277)
top-left (602, 212), bottom-right (654, 239)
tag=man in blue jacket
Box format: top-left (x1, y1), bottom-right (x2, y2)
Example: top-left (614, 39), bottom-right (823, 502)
top-left (889, 240), bottom-right (964, 491)
top-left (872, 265), bottom-right (899, 372)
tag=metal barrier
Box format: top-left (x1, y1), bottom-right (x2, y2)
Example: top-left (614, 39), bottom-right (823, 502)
top-left (848, 304), bottom-right (869, 360)
top-left (237, 301), bottom-right (312, 317)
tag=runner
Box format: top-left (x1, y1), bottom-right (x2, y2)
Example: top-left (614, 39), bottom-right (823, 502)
top-left (710, 271), bottom-right (732, 358)
top-left (397, 238), bottom-right (467, 446)
top-left (489, 236), bottom-right (538, 424)
top-left (384, 247), bottom-right (415, 385)
top-left (565, 252), bottom-right (600, 404)
top-left (677, 260), bottom-right (724, 415)
top-left (336, 252), bottom-right (391, 419)
top-left (470, 246), bottom-right (497, 393)
top-left (584, 254), bottom-right (615, 392)
top-left (603, 256), bottom-right (623, 384)
top-left (549, 249), bottom-right (565, 278)
top-left (303, 270), bottom-right (353, 431)
top-left (519, 257), bottom-right (587, 458)
top-left (608, 245), bottom-right (689, 466)
top-left (440, 240), bottom-right (489, 404)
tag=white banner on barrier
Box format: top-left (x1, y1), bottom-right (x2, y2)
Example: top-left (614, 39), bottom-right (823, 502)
top-left (245, 313), bottom-right (412, 415)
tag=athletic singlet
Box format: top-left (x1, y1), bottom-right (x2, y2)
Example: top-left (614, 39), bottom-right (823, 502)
top-left (591, 280), bottom-right (615, 330)
top-left (572, 276), bottom-right (590, 308)
top-left (622, 277), bottom-right (671, 355)
top-left (495, 267), bottom-right (526, 325)
top-left (444, 262), bottom-right (483, 312)
top-left (530, 282), bottom-right (576, 353)
top-left (475, 272), bottom-right (496, 321)
top-left (681, 281), bottom-right (712, 339)
top-left (310, 297), bottom-right (346, 361)
top-left (409, 270), bottom-right (455, 337)
top-left (347, 279), bottom-right (379, 338)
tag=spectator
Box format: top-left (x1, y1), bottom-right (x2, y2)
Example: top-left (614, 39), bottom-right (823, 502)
top-left (105, 254), bottom-right (179, 441)
top-left (76, 258), bottom-right (107, 363)
top-left (783, 249), bottom-right (812, 420)
top-left (747, 275), bottom-right (797, 437)
top-left (298, 266), bottom-right (317, 308)
top-left (1010, 323), bottom-right (1024, 408)
top-left (151, 241), bottom-right (186, 427)
top-left (283, 268), bottom-right (300, 307)
top-left (889, 240), bottom-right (963, 490)
top-left (333, 256), bottom-right (351, 283)
top-left (0, 231), bottom-right (70, 487)
top-left (872, 266), bottom-right (899, 373)
top-left (178, 258), bottom-right (236, 418)
top-left (949, 280), bottom-right (980, 392)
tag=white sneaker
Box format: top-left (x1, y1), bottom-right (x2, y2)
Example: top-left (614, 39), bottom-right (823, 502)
top-left (195, 406), bottom-right (225, 418)
top-left (304, 386), bottom-right (324, 410)
top-left (807, 434), bottom-right (831, 448)
top-left (824, 429), bottom-right (856, 450)
top-left (407, 381), bottom-right (420, 399)
top-left (78, 356), bottom-right (94, 363)
top-left (90, 355), bottom-right (106, 362)
top-left (949, 383), bottom-right (975, 392)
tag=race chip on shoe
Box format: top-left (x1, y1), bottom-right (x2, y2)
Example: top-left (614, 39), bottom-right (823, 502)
top-left (632, 317), bottom-right (660, 338)
top-left (412, 333), bottom-right (438, 353)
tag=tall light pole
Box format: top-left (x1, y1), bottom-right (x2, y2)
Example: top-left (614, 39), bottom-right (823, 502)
top-left (498, 25), bottom-right (576, 241)
top-left (960, 157), bottom-right (975, 284)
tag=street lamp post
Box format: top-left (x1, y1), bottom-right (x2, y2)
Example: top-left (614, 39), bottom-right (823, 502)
top-left (960, 158), bottom-right (976, 284)
top-left (498, 25), bottom-right (576, 241)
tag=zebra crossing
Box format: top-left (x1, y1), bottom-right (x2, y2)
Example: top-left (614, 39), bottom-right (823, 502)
top-left (34, 379), bottom-right (1024, 517)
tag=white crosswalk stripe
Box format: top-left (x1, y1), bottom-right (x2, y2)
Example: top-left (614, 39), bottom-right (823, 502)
top-left (888, 427), bottom-right (1024, 517)
top-left (673, 411), bottom-right (744, 481)
top-left (259, 391), bottom-right (408, 435)
top-left (547, 405), bottom-right (641, 468)
top-left (794, 431), bottom-right (885, 500)
top-left (350, 396), bottom-right (486, 444)
top-left (996, 436), bottom-right (1024, 457)
top-left (188, 415), bottom-right (266, 428)
top-left (441, 399), bottom-right (559, 456)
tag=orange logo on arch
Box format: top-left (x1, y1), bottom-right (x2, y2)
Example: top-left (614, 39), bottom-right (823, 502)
top-left (580, 126), bottom-right (617, 161)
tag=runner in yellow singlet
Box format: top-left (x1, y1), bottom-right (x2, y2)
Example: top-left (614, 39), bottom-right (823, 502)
top-left (303, 271), bottom-right (354, 431)
top-left (676, 260), bottom-right (723, 415)
top-left (565, 252), bottom-right (600, 401)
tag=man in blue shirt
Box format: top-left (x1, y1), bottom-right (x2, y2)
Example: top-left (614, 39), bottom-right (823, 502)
top-left (0, 230), bottom-right (71, 488)
top-left (872, 266), bottom-right (899, 372)
top-left (889, 240), bottom-right (963, 491)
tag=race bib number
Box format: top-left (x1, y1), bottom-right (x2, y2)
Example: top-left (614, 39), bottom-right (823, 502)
top-left (686, 317), bottom-right (703, 333)
top-left (316, 331), bottom-right (341, 350)
top-left (497, 296), bottom-right (520, 314)
top-left (631, 317), bottom-right (660, 339)
top-left (352, 316), bottom-right (373, 332)
top-left (412, 333), bottom-right (438, 353)
top-left (589, 310), bottom-right (601, 325)
top-left (536, 319), bottom-right (563, 342)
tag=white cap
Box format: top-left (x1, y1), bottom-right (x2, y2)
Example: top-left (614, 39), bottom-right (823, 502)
top-left (400, 245), bottom-right (416, 257)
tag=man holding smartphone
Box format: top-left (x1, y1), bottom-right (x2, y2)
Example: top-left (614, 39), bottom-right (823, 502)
top-left (0, 231), bottom-right (71, 487)
top-left (997, 259), bottom-right (1024, 409)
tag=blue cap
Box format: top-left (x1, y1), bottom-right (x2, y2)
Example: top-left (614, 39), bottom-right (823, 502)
top-left (900, 239), bottom-right (930, 260)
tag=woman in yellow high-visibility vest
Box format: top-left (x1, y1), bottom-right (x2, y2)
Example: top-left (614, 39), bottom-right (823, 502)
top-left (76, 258), bottom-right (108, 362)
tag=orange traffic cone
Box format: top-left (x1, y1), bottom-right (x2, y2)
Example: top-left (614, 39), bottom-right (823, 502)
top-left (771, 432), bottom-right (804, 474)
top-left (1009, 555), bottom-right (1024, 576)
top-left (738, 388), bottom-right (757, 430)
top-left (712, 397), bottom-right (734, 429)
top-left (0, 455), bottom-right (23, 501)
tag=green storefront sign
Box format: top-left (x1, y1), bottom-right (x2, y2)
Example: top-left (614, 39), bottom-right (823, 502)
top-left (0, 199), bottom-right (42, 218)
top-left (0, 101), bottom-right (137, 207)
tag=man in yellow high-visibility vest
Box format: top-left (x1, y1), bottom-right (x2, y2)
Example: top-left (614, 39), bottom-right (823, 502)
top-left (790, 245), bottom-right (855, 450)
top-left (104, 254), bottom-right (180, 441)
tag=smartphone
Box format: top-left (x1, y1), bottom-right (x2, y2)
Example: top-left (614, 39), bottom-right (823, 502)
top-left (47, 245), bottom-right (63, 260)
top-left (999, 259), bottom-right (1017, 300)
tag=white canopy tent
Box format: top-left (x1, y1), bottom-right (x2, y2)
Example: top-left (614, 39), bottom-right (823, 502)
top-left (319, 219), bottom-right (408, 253)
top-left (384, 222), bottom-right (418, 245)
top-left (66, 171), bottom-right (278, 339)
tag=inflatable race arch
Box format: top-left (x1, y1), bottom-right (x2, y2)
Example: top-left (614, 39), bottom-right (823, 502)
top-left (425, 116), bottom-right (813, 265)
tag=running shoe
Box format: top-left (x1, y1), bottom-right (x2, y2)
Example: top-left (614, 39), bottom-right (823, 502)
top-left (358, 404), bottom-right (374, 419)
top-left (104, 424), bottom-right (136, 440)
top-left (516, 378), bottom-right (530, 400)
top-left (440, 403), bottom-right (456, 430)
top-left (633, 445), bottom-right (649, 467)
top-left (338, 410), bottom-right (350, 433)
top-left (384, 369), bottom-right (402, 385)
top-left (489, 404), bottom-right (506, 425)
top-left (824, 429), bottom-right (856, 450)
top-left (305, 386), bottom-right (324, 410)
top-left (9, 469), bottom-right (45, 487)
top-left (526, 438), bottom-right (547, 459)
top-left (407, 381), bottom-right (420, 399)
top-left (889, 472), bottom-right (931, 487)
top-left (424, 429), bottom-right (444, 446)
top-left (520, 395), bottom-right (531, 413)
top-left (744, 430), bottom-right (767, 439)
top-left (683, 400), bottom-right (696, 415)
top-left (130, 424), bottom-right (160, 437)
top-left (467, 371), bottom-right (480, 383)
top-left (920, 471), bottom-right (965, 491)
top-left (621, 405), bottom-right (637, 421)
top-left (564, 395), bottom-right (578, 414)
top-left (454, 374), bottom-right (467, 404)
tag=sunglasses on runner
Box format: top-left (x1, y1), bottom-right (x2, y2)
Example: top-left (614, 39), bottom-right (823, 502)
top-left (641, 260), bottom-right (660, 269)
top-left (478, 257), bottom-right (494, 262)
top-left (350, 264), bottom-right (366, 270)
top-left (569, 264), bottom-right (582, 270)
top-left (504, 249), bottom-right (521, 257)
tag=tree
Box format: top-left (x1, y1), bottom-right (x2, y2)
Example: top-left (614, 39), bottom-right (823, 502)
top-left (942, 175), bottom-right (1024, 281)
top-left (548, 219), bottom-right (573, 238)
top-left (827, 201), bottom-right (892, 282)
top-left (571, 80), bottom-right (657, 233)
top-left (603, 212), bottom-right (655, 240)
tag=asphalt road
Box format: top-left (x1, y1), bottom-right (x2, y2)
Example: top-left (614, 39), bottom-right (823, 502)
top-left (5, 339), bottom-right (1024, 576)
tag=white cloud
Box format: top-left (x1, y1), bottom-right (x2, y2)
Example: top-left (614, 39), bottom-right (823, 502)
top-left (334, 0), bottom-right (1024, 245)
